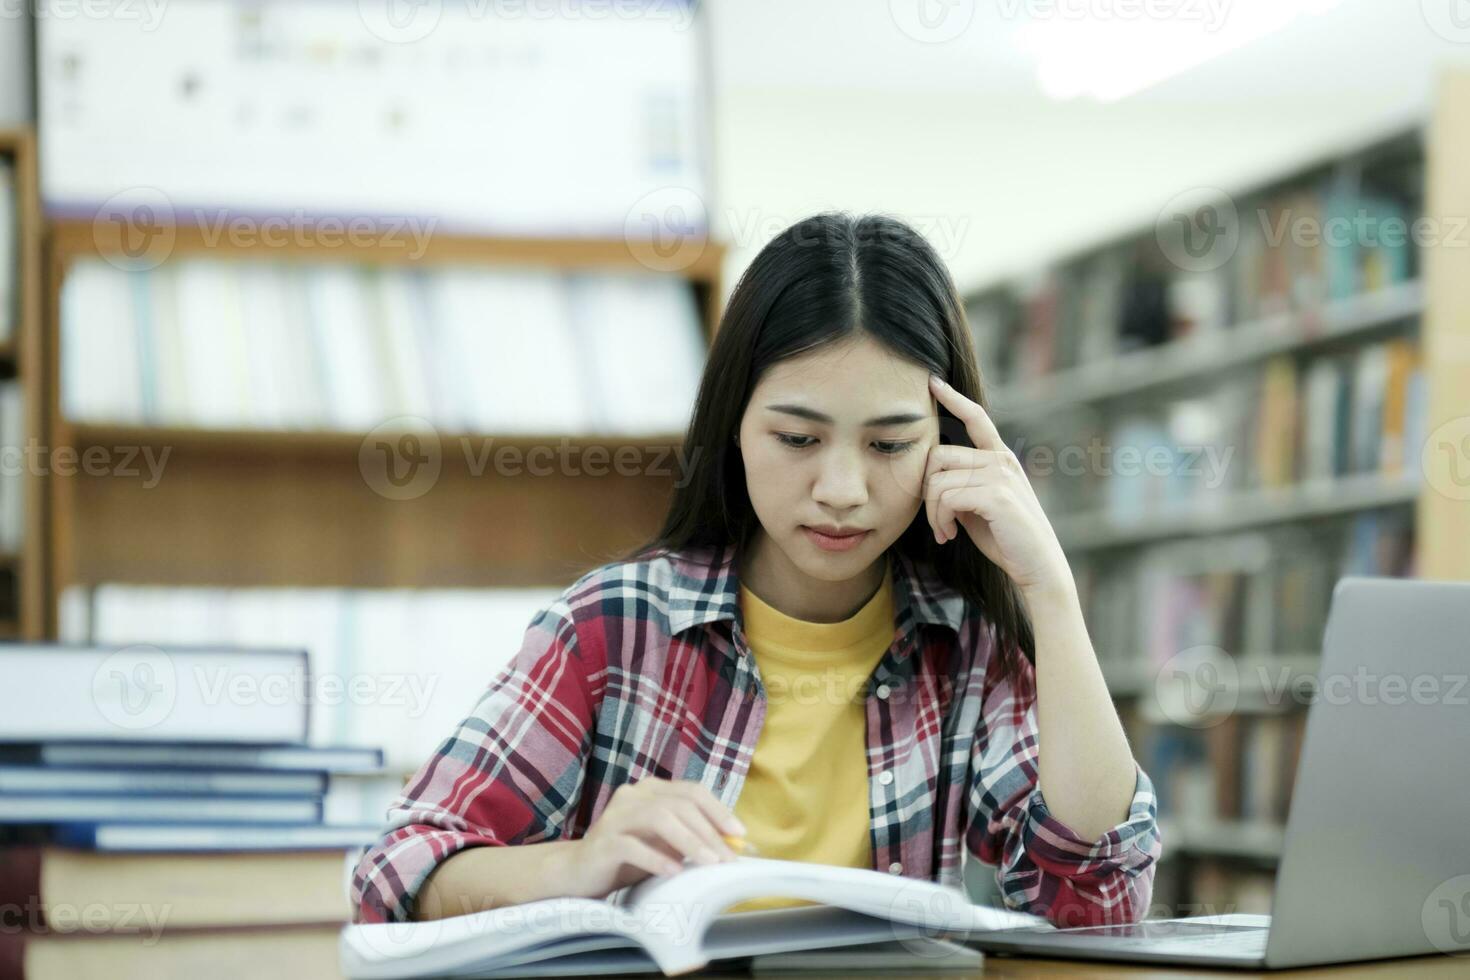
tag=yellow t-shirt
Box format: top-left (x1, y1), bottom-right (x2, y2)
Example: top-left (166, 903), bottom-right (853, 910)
top-left (725, 561), bottom-right (894, 914)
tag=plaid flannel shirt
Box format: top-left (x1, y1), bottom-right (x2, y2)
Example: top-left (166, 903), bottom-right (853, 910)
top-left (350, 542), bottom-right (1160, 926)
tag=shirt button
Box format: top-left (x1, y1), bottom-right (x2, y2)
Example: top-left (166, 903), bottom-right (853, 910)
top-left (888, 862), bottom-right (903, 874)
top-left (876, 684), bottom-right (891, 700)
top-left (878, 770), bottom-right (893, 786)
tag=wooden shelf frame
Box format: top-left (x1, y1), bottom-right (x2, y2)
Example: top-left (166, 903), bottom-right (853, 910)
top-left (43, 218), bottom-right (726, 627)
top-left (0, 128), bottom-right (46, 640)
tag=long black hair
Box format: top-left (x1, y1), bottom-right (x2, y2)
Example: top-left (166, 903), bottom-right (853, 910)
top-left (616, 211), bottom-right (1035, 673)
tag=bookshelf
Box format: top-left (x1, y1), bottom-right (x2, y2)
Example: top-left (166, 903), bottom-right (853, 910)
top-left (0, 127), bottom-right (46, 641)
top-left (964, 78), bottom-right (1470, 913)
top-left (42, 221), bottom-right (725, 629)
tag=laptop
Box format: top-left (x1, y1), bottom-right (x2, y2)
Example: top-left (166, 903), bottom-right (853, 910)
top-left (969, 577), bottom-right (1470, 969)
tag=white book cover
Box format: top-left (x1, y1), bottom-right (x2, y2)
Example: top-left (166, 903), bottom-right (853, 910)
top-left (276, 267), bottom-right (331, 429)
top-left (372, 269), bottom-right (436, 422)
top-left (108, 270), bottom-right (146, 423)
top-left (175, 259), bottom-right (252, 428)
top-left (571, 274), bottom-right (704, 435)
top-left (424, 267), bottom-right (486, 432)
top-left (60, 260), bottom-right (139, 422)
top-left (495, 270), bottom-right (590, 433)
top-left (146, 265), bottom-right (192, 425)
top-left (305, 265), bottom-right (389, 431)
top-left (437, 269), bottom-right (516, 433)
top-left (0, 643), bottom-right (309, 744)
top-left (57, 584), bottom-right (91, 643)
top-left (340, 857), bottom-right (1044, 978)
top-left (237, 263), bottom-right (299, 429)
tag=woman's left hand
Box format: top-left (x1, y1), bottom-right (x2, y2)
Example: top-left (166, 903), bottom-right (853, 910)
top-left (924, 375), bottom-right (1072, 599)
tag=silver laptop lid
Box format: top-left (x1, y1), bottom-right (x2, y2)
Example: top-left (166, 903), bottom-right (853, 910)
top-left (1266, 577), bottom-right (1470, 968)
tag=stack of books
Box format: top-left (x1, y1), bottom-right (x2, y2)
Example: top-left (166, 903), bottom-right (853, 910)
top-left (0, 643), bottom-right (387, 978)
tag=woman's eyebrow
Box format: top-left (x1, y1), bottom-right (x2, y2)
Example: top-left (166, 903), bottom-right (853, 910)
top-left (765, 404), bottom-right (928, 427)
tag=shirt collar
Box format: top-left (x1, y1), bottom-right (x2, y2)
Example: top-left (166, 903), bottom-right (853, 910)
top-left (666, 541), bottom-right (966, 638)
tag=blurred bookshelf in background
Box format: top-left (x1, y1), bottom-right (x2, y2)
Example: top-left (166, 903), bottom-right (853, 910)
top-left (962, 126), bottom-right (1460, 913)
top-left (34, 0), bottom-right (718, 837)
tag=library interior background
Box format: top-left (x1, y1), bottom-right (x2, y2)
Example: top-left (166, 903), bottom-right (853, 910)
top-left (2, 0), bottom-right (1470, 938)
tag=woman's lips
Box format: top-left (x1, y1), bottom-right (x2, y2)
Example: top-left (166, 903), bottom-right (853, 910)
top-left (802, 526), bottom-right (871, 552)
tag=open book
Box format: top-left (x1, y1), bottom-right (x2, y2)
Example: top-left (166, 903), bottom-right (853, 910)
top-left (339, 856), bottom-right (1049, 977)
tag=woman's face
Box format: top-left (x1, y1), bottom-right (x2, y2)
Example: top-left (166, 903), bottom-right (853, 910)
top-left (737, 334), bottom-right (939, 585)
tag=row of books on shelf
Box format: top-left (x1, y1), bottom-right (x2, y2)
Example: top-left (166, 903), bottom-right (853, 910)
top-left (1183, 865), bottom-right (1276, 917)
top-left (1077, 509), bottom-right (1414, 675)
top-left (0, 642), bottom-right (392, 979)
top-left (0, 156), bottom-right (15, 345)
top-left (60, 257), bottom-right (707, 436)
top-left (1144, 711), bottom-right (1307, 833)
top-left (1021, 335), bottom-right (1426, 523)
top-left (968, 166), bottom-right (1418, 387)
top-left (59, 581), bottom-right (561, 775)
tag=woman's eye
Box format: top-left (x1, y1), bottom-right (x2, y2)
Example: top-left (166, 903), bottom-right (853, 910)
top-left (774, 433), bottom-right (917, 455)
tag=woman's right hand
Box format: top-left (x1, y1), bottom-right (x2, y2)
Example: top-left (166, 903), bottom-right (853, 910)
top-left (562, 777), bottom-right (747, 897)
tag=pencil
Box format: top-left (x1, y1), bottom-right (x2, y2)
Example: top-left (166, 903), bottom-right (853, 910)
top-left (722, 834), bottom-right (760, 856)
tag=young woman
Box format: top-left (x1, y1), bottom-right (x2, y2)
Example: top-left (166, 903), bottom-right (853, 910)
top-left (351, 212), bottom-right (1160, 929)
